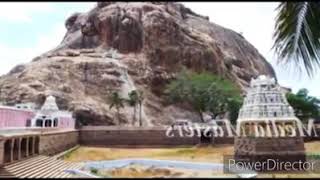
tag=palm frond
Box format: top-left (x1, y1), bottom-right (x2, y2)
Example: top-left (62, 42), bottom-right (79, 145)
top-left (273, 2), bottom-right (320, 77)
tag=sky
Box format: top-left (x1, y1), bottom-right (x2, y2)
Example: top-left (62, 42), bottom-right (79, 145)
top-left (0, 2), bottom-right (319, 98)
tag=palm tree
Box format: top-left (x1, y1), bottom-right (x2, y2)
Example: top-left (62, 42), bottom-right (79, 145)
top-left (273, 2), bottom-right (320, 77)
top-left (127, 90), bottom-right (139, 126)
top-left (109, 91), bottom-right (125, 125)
top-left (137, 91), bottom-right (144, 127)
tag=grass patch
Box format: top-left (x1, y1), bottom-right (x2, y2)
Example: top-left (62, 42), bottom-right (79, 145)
top-left (62, 146), bottom-right (79, 159)
top-left (90, 167), bottom-right (98, 174)
top-left (307, 153), bottom-right (320, 159)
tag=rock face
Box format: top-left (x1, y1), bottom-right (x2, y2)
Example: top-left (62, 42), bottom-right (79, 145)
top-left (0, 2), bottom-right (276, 126)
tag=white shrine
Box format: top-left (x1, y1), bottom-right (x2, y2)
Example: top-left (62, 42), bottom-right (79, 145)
top-left (31, 95), bottom-right (74, 128)
top-left (236, 75), bottom-right (301, 137)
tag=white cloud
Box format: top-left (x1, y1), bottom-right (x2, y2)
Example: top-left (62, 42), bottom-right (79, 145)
top-left (0, 23), bottom-right (65, 75)
top-left (0, 3), bottom-right (54, 23)
top-left (0, 2), bottom-right (95, 23)
top-left (0, 2), bottom-right (94, 75)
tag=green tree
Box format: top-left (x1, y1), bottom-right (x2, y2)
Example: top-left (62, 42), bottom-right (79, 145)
top-left (109, 91), bottom-right (125, 125)
top-left (286, 88), bottom-right (320, 123)
top-left (165, 69), bottom-right (242, 123)
top-left (127, 90), bottom-right (139, 126)
top-left (273, 2), bottom-right (320, 77)
top-left (226, 98), bottom-right (243, 125)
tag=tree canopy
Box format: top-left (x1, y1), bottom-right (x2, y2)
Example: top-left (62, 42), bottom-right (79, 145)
top-left (286, 88), bottom-right (320, 122)
top-left (165, 69), bottom-right (242, 124)
top-left (109, 91), bottom-right (125, 125)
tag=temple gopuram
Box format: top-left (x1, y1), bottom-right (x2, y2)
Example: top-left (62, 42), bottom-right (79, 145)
top-left (234, 75), bottom-right (306, 172)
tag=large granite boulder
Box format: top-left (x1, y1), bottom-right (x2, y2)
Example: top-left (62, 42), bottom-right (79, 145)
top-left (0, 2), bottom-right (276, 126)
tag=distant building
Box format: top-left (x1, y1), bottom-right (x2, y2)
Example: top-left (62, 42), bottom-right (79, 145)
top-left (14, 103), bottom-right (36, 110)
top-left (0, 95), bottom-right (75, 129)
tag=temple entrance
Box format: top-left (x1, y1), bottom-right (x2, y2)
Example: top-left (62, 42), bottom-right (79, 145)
top-left (28, 137), bottom-right (33, 155)
top-left (200, 130), bottom-right (212, 144)
top-left (13, 138), bottom-right (19, 161)
top-left (44, 119), bottom-right (52, 127)
top-left (35, 136), bottom-right (40, 154)
top-left (20, 138), bottom-right (27, 158)
top-left (4, 139), bottom-right (12, 163)
top-left (36, 119), bottom-right (43, 127)
top-left (53, 118), bottom-right (58, 127)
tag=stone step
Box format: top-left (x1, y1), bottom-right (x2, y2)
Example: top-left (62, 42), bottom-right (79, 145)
top-left (5, 156), bottom-right (50, 173)
top-left (0, 169), bottom-right (14, 178)
top-left (43, 162), bottom-right (82, 178)
top-left (42, 163), bottom-right (76, 178)
top-left (5, 155), bottom-right (46, 169)
top-left (22, 159), bottom-right (70, 178)
top-left (2, 155), bottom-right (84, 178)
top-left (10, 156), bottom-right (60, 176)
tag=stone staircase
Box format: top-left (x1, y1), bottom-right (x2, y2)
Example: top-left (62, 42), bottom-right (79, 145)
top-left (0, 155), bottom-right (84, 178)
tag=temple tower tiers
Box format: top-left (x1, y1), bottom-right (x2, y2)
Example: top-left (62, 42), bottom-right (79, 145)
top-left (234, 75), bottom-right (306, 172)
top-left (31, 95), bottom-right (74, 128)
top-left (40, 95), bottom-right (59, 113)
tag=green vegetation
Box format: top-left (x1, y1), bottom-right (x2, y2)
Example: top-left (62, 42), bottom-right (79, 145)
top-left (273, 2), bottom-right (320, 76)
top-left (90, 167), bottom-right (98, 175)
top-left (127, 90), bottom-right (139, 125)
top-left (108, 90), bottom-right (144, 126)
top-left (286, 88), bottom-right (320, 123)
top-left (62, 146), bottom-right (79, 159)
top-left (127, 90), bottom-right (144, 126)
top-left (165, 68), bottom-right (242, 124)
top-left (109, 91), bottom-right (125, 125)
top-left (307, 153), bottom-right (320, 160)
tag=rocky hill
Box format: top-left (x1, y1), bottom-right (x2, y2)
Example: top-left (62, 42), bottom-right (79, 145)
top-left (0, 2), bottom-right (276, 126)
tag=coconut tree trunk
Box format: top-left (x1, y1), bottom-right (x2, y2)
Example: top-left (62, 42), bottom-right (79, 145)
top-left (133, 105), bottom-right (137, 126)
top-left (116, 106), bottom-right (120, 125)
top-left (139, 102), bottom-right (142, 127)
top-left (198, 110), bottom-right (205, 123)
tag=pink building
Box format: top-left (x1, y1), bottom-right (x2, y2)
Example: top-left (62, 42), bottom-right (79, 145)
top-left (0, 96), bottom-right (75, 129)
top-left (0, 106), bottom-right (34, 128)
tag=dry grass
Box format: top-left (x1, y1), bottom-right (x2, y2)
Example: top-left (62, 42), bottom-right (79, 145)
top-left (64, 141), bottom-right (320, 163)
top-left (64, 145), bottom-right (234, 163)
top-left (98, 164), bottom-right (234, 178)
top-left (63, 141), bottom-right (320, 178)
top-left (305, 141), bottom-right (320, 153)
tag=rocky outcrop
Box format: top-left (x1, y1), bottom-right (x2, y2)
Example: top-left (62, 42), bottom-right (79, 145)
top-left (0, 2), bottom-right (276, 126)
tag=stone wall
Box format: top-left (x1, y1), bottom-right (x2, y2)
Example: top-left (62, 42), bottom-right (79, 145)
top-left (39, 130), bottom-right (79, 156)
top-left (79, 126), bottom-right (200, 147)
top-left (213, 137), bottom-right (234, 144)
top-left (234, 136), bottom-right (305, 156)
top-left (234, 136), bottom-right (306, 172)
top-left (0, 137), bottom-right (4, 167)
